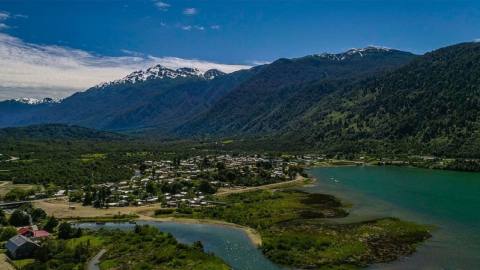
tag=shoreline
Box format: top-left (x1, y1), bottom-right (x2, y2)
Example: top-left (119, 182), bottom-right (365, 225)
top-left (136, 215), bottom-right (263, 247)
top-left (63, 176), bottom-right (313, 247)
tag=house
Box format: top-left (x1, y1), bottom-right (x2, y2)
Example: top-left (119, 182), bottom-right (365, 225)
top-left (17, 227), bottom-right (50, 240)
top-left (54, 190), bottom-right (66, 197)
top-left (5, 235), bottom-right (39, 259)
top-left (32, 230), bottom-right (50, 240)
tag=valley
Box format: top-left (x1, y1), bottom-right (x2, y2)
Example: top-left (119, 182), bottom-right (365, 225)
top-left (1, 24), bottom-right (480, 270)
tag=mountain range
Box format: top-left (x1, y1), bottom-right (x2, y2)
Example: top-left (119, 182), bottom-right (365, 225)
top-left (1, 43), bottom-right (479, 156)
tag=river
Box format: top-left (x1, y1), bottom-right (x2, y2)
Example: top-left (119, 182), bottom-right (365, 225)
top-left (78, 166), bottom-right (480, 270)
top-left (76, 221), bottom-right (284, 270)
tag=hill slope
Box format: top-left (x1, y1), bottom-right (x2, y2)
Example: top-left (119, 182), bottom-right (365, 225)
top-left (1, 66), bottom-right (255, 132)
top-left (176, 47), bottom-right (416, 136)
top-left (283, 42), bottom-right (480, 157)
top-left (0, 124), bottom-right (125, 140)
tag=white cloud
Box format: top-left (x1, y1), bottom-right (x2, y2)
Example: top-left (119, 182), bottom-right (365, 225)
top-left (183, 8), bottom-right (197, 15)
top-left (180, 25), bottom-right (206, 31)
top-left (0, 33), bottom-right (250, 100)
top-left (474, 38), bottom-right (480, 43)
top-left (210, 25), bottom-right (220, 30)
top-left (0, 11), bottom-right (9, 21)
top-left (0, 23), bottom-right (9, 30)
top-left (154, 1), bottom-right (170, 11)
top-left (249, 60), bottom-right (271, 66)
top-left (13, 14), bottom-right (28, 19)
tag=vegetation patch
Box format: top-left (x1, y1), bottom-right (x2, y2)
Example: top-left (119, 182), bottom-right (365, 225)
top-left (96, 225), bottom-right (229, 270)
top-left (14, 225), bottom-right (229, 270)
top-left (161, 189), bottom-right (431, 269)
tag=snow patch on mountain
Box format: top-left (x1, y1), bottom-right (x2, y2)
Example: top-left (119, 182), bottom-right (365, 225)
top-left (94, 65), bottom-right (226, 89)
top-left (314, 46), bottom-right (394, 61)
top-left (12, 97), bottom-right (61, 105)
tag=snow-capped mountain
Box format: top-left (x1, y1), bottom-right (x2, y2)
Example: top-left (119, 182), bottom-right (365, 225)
top-left (12, 97), bottom-right (61, 105)
top-left (95, 65), bottom-right (226, 89)
top-left (314, 46), bottom-right (394, 61)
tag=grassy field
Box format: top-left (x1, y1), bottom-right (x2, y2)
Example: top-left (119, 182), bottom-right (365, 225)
top-left (0, 181), bottom-right (39, 197)
top-left (158, 189), bottom-right (431, 270)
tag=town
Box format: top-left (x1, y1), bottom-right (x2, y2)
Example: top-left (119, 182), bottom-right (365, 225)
top-left (66, 154), bottom-right (308, 209)
top-left (0, 153), bottom-right (314, 268)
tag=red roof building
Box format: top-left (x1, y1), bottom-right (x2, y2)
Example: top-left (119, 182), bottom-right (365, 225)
top-left (17, 227), bottom-right (32, 236)
top-left (32, 230), bottom-right (50, 239)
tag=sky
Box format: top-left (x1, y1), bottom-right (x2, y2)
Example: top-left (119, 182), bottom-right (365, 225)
top-left (0, 0), bottom-right (480, 100)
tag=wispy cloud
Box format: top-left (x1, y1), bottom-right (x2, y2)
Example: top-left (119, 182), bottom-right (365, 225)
top-left (183, 8), bottom-right (197, 15)
top-left (249, 60), bottom-right (272, 66)
top-left (13, 14), bottom-right (28, 19)
top-left (0, 33), bottom-right (250, 100)
top-left (0, 23), bottom-right (9, 30)
top-left (154, 1), bottom-right (170, 11)
top-left (210, 25), bottom-right (220, 30)
top-left (180, 25), bottom-right (207, 31)
top-left (0, 11), bottom-right (9, 21)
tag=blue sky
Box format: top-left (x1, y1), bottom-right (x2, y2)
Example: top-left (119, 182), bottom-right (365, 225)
top-left (0, 0), bottom-right (480, 99)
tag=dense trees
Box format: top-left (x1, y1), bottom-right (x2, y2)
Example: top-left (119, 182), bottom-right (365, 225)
top-left (0, 226), bottom-right (17, 241)
top-left (43, 216), bottom-right (59, 233)
top-left (9, 210), bottom-right (30, 227)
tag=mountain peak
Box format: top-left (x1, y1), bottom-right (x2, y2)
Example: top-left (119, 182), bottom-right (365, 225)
top-left (313, 46), bottom-right (404, 61)
top-left (94, 65), bottom-right (225, 89)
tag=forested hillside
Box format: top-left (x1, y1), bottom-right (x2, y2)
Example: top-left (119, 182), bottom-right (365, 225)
top-left (177, 47), bottom-right (416, 136)
top-left (0, 124), bottom-right (125, 141)
top-left (283, 42), bottom-right (480, 157)
top-left (2, 43), bottom-right (480, 157)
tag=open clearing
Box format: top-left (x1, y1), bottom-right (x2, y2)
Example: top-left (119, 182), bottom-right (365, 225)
top-left (34, 197), bottom-right (162, 219)
top-left (0, 181), bottom-right (38, 197)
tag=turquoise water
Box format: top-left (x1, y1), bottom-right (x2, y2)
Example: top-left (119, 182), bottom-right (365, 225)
top-left (307, 166), bottom-right (480, 270)
top-left (78, 166), bottom-right (480, 269)
top-left (77, 221), bottom-right (283, 270)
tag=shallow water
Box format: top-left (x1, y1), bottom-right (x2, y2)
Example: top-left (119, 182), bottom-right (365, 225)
top-left (306, 166), bottom-right (480, 270)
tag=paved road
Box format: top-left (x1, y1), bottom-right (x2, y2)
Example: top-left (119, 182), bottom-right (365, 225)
top-left (86, 249), bottom-right (107, 270)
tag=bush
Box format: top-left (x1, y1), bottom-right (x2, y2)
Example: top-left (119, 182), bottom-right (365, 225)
top-left (43, 216), bottom-right (59, 232)
top-left (154, 208), bottom-right (175, 215)
top-left (0, 226), bottom-right (18, 241)
top-left (31, 208), bottom-right (47, 223)
top-left (58, 222), bottom-right (73, 239)
top-left (9, 210), bottom-right (30, 227)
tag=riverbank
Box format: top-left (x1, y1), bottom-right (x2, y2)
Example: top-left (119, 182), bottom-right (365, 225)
top-left (137, 216), bottom-right (263, 246)
top-left (310, 157), bottom-right (480, 173)
top-left (36, 177), bottom-right (310, 247)
top-left (159, 188), bottom-right (431, 269)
